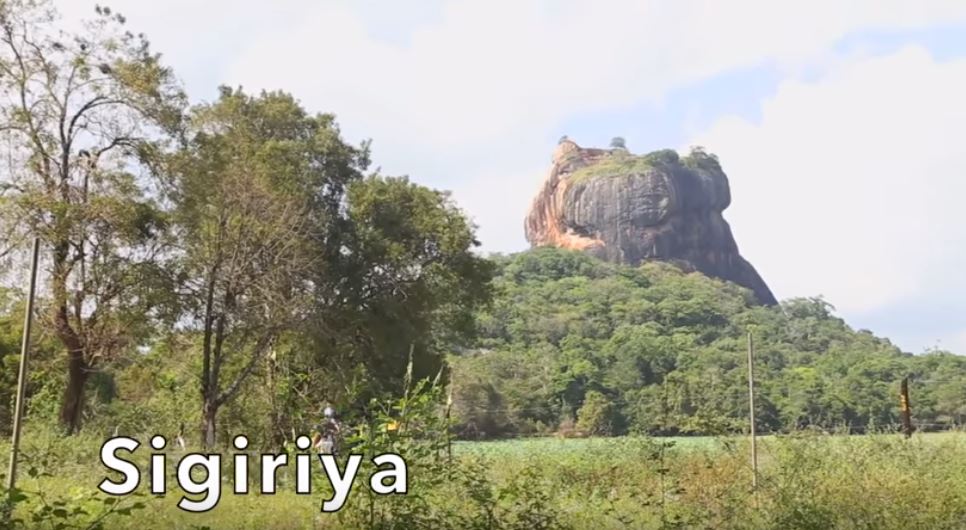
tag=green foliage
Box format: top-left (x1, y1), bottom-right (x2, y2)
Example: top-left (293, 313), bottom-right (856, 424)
top-left (453, 248), bottom-right (964, 438)
top-left (166, 86), bottom-right (372, 446)
top-left (642, 148), bottom-right (681, 166)
top-left (0, 87), bottom-right (496, 448)
top-left (567, 152), bottom-right (655, 183)
top-left (0, 0), bottom-right (187, 432)
top-left (288, 372), bottom-right (569, 529)
top-left (5, 430), bottom-right (966, 529)
top-left (1, 428), bottom-right (147, 529)
top-left (681, 146), bottom-right (722, 173)
top-left (331, 175), bottom-right (495, 392)
top-left (0, 289), bottom-right (68, 435)
top-left (567, 147), bottom-right (686, 183)
top-left (576, 390), bottom-right (617, 435)
top-left (0, 290), bottom-right (24, 432)
top-left (155, 87), bottom-right (493, 447)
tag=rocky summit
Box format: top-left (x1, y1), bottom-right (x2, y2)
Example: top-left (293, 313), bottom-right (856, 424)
top-left (524, 139), bottom-right (777, 305)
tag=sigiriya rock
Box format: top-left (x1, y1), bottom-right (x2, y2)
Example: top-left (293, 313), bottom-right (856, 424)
top-left (524, 139), bottom-right (777, 305)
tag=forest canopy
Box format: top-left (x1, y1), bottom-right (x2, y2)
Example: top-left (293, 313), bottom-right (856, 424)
top-left (449, 247), bottom-right (966, 439)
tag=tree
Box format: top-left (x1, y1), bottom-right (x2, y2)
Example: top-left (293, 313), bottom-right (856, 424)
top-left (576, 390), bottom-right (616, 435)
top-left (0, 288), bottom-right (25, 432)
top-left (300, 175), bottom-right (494, 406)
top-left (609, 137), bottom-right (627, 150)
top-left (0, 1), bottom-right (185, 432)
top-left (166, 87), bottom-right (368, 448)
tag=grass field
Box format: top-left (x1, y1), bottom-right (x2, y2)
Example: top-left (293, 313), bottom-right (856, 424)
top-left (456, 434), bottom-right (720, 457)
top-left (4, 430), bottom-right (966, 529)
top-left (458, 430), bottom-right (966, 457)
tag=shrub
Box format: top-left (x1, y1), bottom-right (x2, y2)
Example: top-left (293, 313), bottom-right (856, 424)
top-left (576, 391), bottom-right (617, 436)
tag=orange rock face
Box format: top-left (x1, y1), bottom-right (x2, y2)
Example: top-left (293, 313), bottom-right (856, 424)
top-left (524, 140), bottom-right (777, 305)
top-left (524, 141), bottom-right (607, 252)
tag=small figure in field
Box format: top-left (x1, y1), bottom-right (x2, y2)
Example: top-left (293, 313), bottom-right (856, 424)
top-left (312, 405), bottom-right (341, 455)
top-left (175, 422), bottom-right (187, 450)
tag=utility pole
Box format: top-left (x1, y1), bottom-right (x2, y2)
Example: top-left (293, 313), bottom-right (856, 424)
top-left (7, 238), bottom-right (41, 497)
top-left (747, 330), bottom-right (759, 492)
top-left (900, 377), bottom-right (913, 438)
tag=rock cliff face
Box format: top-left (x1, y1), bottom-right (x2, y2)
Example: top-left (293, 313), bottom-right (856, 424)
top-left (524, 140), bottom-right (777, 305)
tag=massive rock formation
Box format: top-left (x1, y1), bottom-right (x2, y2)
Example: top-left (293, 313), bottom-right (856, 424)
top-left (524, 140), bottom-right (777, 305)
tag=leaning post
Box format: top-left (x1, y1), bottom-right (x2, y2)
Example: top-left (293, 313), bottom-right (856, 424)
top-left (7, 238), bottom-right (41, 497)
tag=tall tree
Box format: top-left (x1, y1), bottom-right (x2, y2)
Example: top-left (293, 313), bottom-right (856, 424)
top-left (0, 1), bottom-right (185, 432)
top-left (335, 176), bottom-right (494, 388)
top-left (167, 87), bottom-right (368, 448)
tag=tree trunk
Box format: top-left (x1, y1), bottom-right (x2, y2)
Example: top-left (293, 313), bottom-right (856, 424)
top-left (267, 350), bottom-right (286, 450)
top-left (52, 239), bottom-right (90, 435)
top-left (202, 400), bottom-right (218, 449)
top-left (59, 350), bottom-right (90, 433)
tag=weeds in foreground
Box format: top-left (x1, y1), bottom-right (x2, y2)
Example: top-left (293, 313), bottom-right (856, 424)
top-left (3, 387), bottom-right (966, 529)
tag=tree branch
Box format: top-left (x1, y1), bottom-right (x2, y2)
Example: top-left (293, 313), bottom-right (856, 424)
top-left (215, 334), bottom-right (274, 408)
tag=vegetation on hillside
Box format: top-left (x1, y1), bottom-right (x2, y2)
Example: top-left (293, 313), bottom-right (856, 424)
top-left (450, 247), bottom-right (966, 438)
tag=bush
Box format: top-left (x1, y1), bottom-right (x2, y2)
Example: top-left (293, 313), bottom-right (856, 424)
top-left (576, 391), bottom-right (617, 436)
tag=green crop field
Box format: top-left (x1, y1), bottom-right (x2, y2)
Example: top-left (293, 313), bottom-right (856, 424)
top-left (456, 434), bottom-right (719, 457)
top-left (457, 430), bottom-right (964, 458)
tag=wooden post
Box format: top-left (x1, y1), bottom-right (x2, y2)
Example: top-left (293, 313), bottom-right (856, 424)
top-left (900, 377), bottom-right (913, 438)
top-left (747, 331), bottom-right (759, 492)
top-left (445, 388), bottom-right (453, 464)
top-left (7, 238), bottom-right (41, 496)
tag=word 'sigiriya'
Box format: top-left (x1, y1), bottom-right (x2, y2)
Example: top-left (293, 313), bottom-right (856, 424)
top-left (98, 435), bottom-right (407, 512)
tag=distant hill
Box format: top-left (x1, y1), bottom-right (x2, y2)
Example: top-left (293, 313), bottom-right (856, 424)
top-left (449, 247), bottom-right (965, 439)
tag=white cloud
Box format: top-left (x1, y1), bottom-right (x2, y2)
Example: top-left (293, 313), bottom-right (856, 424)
top-left (691, 46), bottom-right (966, 314)
top-left (215, 0), bottom-right (966, 152)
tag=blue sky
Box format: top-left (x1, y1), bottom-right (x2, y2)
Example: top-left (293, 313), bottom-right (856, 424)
top-left (58, 1), bottom-right (966, 354)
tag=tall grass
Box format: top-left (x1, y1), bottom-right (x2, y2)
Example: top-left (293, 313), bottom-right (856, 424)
top-left (3, 430), bottom-right (965, 529)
